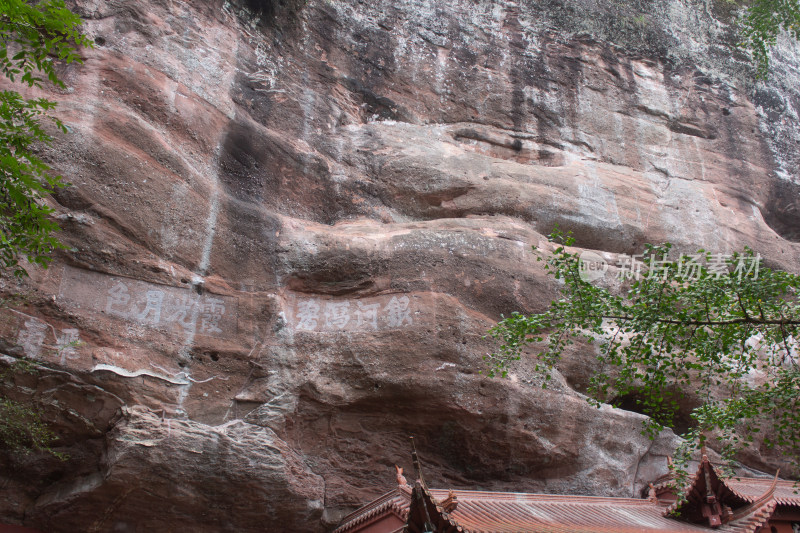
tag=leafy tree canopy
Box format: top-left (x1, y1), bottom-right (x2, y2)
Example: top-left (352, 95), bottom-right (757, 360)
top-left (487, 230), bottom-right (800, 482)
top-left (0, 0), bottom-right (88, 457)
top-left (739, 0), bottom-right (800, 77)
top-left (0, 0), bottom-right (91, 276)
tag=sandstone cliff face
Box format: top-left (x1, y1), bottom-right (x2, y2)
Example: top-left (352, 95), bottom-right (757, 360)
top-left (1, 0), bottom-right (798, 531)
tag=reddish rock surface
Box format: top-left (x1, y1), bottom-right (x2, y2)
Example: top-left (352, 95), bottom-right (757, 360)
top-left (1, 0), bottom-right (798, 531)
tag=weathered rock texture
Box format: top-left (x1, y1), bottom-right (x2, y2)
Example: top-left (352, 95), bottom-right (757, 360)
top-left (1, 0), bottom-right (798, 531)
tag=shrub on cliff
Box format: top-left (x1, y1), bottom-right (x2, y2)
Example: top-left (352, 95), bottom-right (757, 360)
top-left (0, 0), bottom-right (91, 277)
top-left (0, 0), bottom-right (89, 459)
top-left (0, 359), bottom-right (62, 458)
top-left (488, 230), bottom-right (800, 482)
top-left (740, 0), bottom-right (800, 77)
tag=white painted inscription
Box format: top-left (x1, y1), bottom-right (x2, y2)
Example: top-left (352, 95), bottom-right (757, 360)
top-left (355, 301), bottom-right (380, 330)
top-left (137, 290), bottom-right (165, 324)
top-left (106, 282), bottom-right (130, 315)
top-left (296, 299), bottom-right (321, 331)
top-left (324, 301), bottom-right (351, 329)
top-left (287, 293), bottom-right (426, 333)
top-left (16, 318), bottom-right (48, 359)
top-left (58, 266), bottom-right (238, 338)
top-left (57, 328), bottom-right (81, 364)
top-left (167, 294), bottom-right (198, 332)
top-left (2, 310), bottom-right (84, 364)
top-left (383, 296), bottom-right (412, 327)
top-left (199, 298), bottom-right (225, 335)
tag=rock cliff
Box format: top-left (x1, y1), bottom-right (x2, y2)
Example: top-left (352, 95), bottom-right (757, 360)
top-left (1, 0), bottom-right (798, 531)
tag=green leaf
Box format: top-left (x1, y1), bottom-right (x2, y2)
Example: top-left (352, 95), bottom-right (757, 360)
top-left (487, 231), bottom-right (800, 478)
top-left (0, 0), bottom-right (91, 277)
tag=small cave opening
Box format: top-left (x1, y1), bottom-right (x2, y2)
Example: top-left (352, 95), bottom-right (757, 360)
top-left (238, 0), bottom-right (306, 19)
top-left (242, 0), bottom-right (275, 14)
top-left (761, 178), bottom-right (800, 242)
top-left (611, 389), bottom-right (698, 436)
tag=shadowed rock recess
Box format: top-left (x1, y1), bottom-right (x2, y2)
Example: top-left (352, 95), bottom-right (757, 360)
top-left (0, 0), bottom-right (798, 531)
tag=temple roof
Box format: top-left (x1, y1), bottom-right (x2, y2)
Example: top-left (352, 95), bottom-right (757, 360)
top-left (659, 455), bottom-right (798, 530)
top-left (334, 486), bottom-right (412, 533)
top-left (334, 451), bottom-right (799, 533)
top-left (725, 476), bottom-right (800, 506)
top-left (334, 480), bottom-right (798, 533)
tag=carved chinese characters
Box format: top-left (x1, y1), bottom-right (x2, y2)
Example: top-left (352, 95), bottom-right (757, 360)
top-left (15, 317), bottom-right (49, 359)
top-left (286, 293), bottom-right (426, 333)
top-left (9, 268), bottom-right (429, 366)
top-left (383, 296), bottom-right (413, 327)
top-left (0, 311), bottom-right (83, 363)
top-left (58, 266), bottom-right (238, 338)
top-left (56, 328), bottom-right (81, 364)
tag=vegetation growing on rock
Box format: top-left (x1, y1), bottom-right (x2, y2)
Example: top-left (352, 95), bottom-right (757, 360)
top-left (488, 230), bottom-right (800, 481)
top-left (0, 0), bottom-right (89, 459)
top-left (0, 358), bottom-right (62, 458)
top-left (740, 0), bottom-right (800, 77)
top-left (0, 0), bottom-right (91, 276)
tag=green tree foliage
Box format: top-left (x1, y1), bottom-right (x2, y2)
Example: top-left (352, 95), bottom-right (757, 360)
top-left (0, 0), bottom-right (88, 458)
top-left (0, 292), bottom-right (68, 457)
top-left (0, 0), bottom-right (91, 276)
top-left (487, 231), bottom-right (800, 480)
top-left (739, 0), bottom-right (800, 77)
top-left (0, 358), bottom-right (63, 458)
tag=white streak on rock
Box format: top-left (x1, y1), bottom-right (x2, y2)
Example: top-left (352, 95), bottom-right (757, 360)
top-left (90, 364), bottom-right (190, 385)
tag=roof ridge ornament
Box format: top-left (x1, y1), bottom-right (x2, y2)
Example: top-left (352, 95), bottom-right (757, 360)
top-left (663, 451), bottom-right (727, 524)
top-left (396, 465), bottom-right (409, 489)
top-left (700, 453), bottom-right (724, 526)
top-left (410, 436), bottom-right (436, 533)
top-left (648, 484), bottom-right (658, 503)
top-left (441, 489), bottom-right (459, 513)
top-left (410, 436), bottom-right (427, 488)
